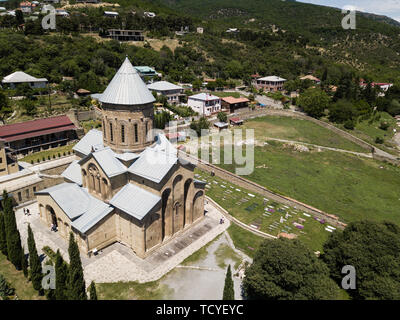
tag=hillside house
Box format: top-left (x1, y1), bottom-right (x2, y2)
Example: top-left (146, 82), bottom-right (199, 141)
top-left (300, 75), bottom-right (321, 84)
top-left (20, 1), bottom-right (34, 13)
top-left (107, 29), bottom-right (144, 41)
top-left (147, 81), bottom-right (184, 105)
top-left (104, 11), bottom-right (119, 18)
top-left (188, 93), bottom-right (221, 116)
top-left (1, 71), bottom-right (48, 89)
top-left (221, 96), bottom-right (250, 113)
top-left (253, 76), bottom-right (286, 92)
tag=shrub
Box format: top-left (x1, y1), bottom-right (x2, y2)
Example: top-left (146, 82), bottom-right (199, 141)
top-left (375, 137), bottom-right (384, 144)
top-left (344, 119), bottom-right (355, 130)
top-left (379, 121), bottom-right (390, 131)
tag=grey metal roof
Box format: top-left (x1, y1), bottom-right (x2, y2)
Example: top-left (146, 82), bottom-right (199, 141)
top-left (110, 183), bottom-right (161, 220)
top-left (36, 183), bottom-right (93, 220)
top-left (147, 81), bottom-right (183, 92)
top-left (257, 76), bottom-right (286, 82)
top-left (72, 129), bottom-right (104, 156)
top-left (91, 147), bottom-right (127, 178)
top-left (128, 147), bottom-right (177, 183)
top-left (114, 152), bottom-right (140, 162)
top-left (99, 57), bottom-right (156, 106)
top-left (72, 201), bottom-right (113, 234)
top-left (61, 160), bottom-right (82, 185)
top-left (189, 93), bottom-right (220, 101)
top-left (2, 71), bottom-right (48, 83)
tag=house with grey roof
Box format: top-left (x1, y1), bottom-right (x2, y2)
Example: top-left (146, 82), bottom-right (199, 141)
top-left (147, 81), bottom-right (184, 105)
top-left (2, 71), bottom-right (48, 89)
top-left (187, 92), bottom-right (221, 116)
top-left (36, 57), bottom-right (206, 259)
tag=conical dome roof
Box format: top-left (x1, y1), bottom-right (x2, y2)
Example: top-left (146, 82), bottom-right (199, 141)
top-left (99, 57), bottom-right (156, 106)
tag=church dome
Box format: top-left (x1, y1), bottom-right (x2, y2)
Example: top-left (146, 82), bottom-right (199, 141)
top-left (99, 57), bottom-right (156, 106)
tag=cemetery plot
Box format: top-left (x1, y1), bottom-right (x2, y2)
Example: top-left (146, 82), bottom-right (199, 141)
top-left (197, 170), bottom-right (333, 251)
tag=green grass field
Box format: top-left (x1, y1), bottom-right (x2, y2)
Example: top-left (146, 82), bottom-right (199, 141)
top-left (97, 279), bottom-right (173, 300)
top-left (341, 112), bottom-right (399, 155)
top-left (0, 253), bottom-right (44, 300)
top-left (216, 142), bottom-right (400, 225)
top-left (243, 116), bottom-right (366, 152)
top-left (210, 91), bottom-right (242, 98)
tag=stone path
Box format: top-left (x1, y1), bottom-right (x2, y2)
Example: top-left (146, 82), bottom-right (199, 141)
top-left (15, 201), bottom-right (229, 286)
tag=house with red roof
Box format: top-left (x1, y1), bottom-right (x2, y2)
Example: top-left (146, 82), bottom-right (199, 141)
top-left (0, 115), bottom-right (78, 158)
top-left (221, 96), bottom-right (250, 113)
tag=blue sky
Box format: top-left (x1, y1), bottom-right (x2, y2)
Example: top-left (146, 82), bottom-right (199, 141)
top-left (298, 0), bottom-right (400, 22)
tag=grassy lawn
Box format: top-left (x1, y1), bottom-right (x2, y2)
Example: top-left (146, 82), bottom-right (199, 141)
top-left (97, 279), bottom-right (173, 300)
top-left (20, 144), bottom-right (75, 164)
top-left (197, 170), bottom-right (331, 252)
top-left (339, 112), bottom-right (398, 155)
top-left (0, 253), bottom-right (44, 300)
top-left (226, 224), bottom-right (266, 258)
top-left (244, 116), bottom-right (366, 152)
top-left (210, 91), bottom-right (241, 98)
top-left (215, 142), bottom-right (400, 226)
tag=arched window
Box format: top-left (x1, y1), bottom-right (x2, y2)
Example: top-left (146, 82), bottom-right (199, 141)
top-left (134, 123), bottom-right (138, 142)
top-left (110, 122), bottom-right (113, 142)
top-left (103, 120), bottom-right (106, 139)
top-left (121, 124), bottom-right (125, 143)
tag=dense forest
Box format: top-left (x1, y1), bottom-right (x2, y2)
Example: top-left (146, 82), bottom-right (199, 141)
top-left (0, 0), bottom-right (400, 93)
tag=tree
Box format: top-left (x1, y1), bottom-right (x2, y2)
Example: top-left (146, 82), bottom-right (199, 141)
top-left (297, 88), bottom-right (330, 118)
top-left (0, 274), bottom-right (15, 299)
top-left (322, 220), bottom-right (400, 300)
top-left (243, 238), bottom-right (340, 300)
top-left (223, 265), bottom-right (234, 300)
top-left (68, 233), bottom-right (87, 300)
top-left (55, 250), bottom-right (69, 300)
top-left (21, 247), bottom-right (28, 278)
top-left (190, 117), bottom-right (210, 136)
top-left (27, 224), bottom-right (43, 293)
top-left (3, 191), bottom-right (22, 270)
top-left (217, 111), bottom-right (228, 123)
top-left (0, 209), bottom-right (7, 256)
top-left (0, 91), bottom-right (12, 123)
top-left (89, 281), bottom-right (98, 300)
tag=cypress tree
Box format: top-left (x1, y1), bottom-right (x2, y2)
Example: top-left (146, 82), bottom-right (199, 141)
top-left (27, 224), bottom-right (43, 293)
top-left (68, 232), bottom-right (87, 300)
top-left (3, 191), bottom-right (22, 270)
top-left (89, 281), bottom-right (98, 300)
top-left (222, 265), bottom-right (235, 300)
top-left (21, 246), bottom-right (28, 278)
top-left (0, 210), bottom-right (7, 256)
top-left (55, 249), bottom-right (69, 300)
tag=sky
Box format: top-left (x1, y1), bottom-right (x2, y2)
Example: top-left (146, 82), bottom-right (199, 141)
top-left (298, 0), bottom-right (400, 22)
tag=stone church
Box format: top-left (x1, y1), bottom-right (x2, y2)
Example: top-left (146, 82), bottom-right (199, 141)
top-left (36, 57), bottom-right (205, 258)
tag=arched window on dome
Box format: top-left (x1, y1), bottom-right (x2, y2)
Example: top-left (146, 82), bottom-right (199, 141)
top-left (121, 124), bottom-right (125, 143)
top-left (134, 123), bottom-right (138, 143)
top-left (110, 122), bottom-right (113, 142)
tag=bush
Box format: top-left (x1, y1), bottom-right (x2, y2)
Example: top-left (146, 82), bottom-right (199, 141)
top-left (42, 156), bottom-right (45, 161)
top-left (375, 137), bottom-right (384, 144)
top-left (0, 274), bottom-right (15, 299)
top-left (58, 153), bottom-right (61, 158)
top-left (47, 155), bottom-right (51, 160)
top-left (30, 160), bottom-right (34, 164)
top-left (379, 121), bottom-right (390, 131)
top-left (344, 119), bottom-right (355, 130)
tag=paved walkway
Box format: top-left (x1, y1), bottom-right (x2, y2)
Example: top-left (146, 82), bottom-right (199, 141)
top-left (16, 201), bottom-right (229, 285)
